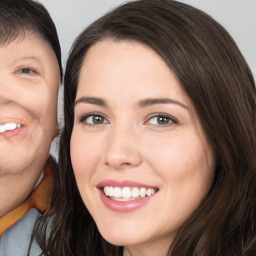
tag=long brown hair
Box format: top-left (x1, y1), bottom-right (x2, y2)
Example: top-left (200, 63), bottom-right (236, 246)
top-left (35, 0), bottom-right (256, 255)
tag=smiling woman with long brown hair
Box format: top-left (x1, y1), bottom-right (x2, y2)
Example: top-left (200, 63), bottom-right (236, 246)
top-left (35, 0), bottom-right (256, 255)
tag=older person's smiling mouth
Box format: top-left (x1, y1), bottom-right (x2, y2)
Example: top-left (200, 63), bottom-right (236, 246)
top-left (0, 102), bottom-right (37, 136)
top-left (0, 123), bottom-right (21, 133)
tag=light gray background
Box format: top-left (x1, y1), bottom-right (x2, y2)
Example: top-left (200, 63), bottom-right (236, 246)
top-left (41, 0), bottom-right (256, 157)
top-left (41, 0), bottom-right (256, 75)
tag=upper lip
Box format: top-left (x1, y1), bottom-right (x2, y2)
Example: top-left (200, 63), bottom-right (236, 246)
top-left (0, 117), bottom-right (26, 127)
top-left (0, 116), bottom-right (26, 134)
top-left (97, 179), bottom-right (158, 189)
top-left (0, 102), bottom-right (33, 127)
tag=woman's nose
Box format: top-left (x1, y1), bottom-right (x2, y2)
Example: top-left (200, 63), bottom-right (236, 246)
top-left (103, 127), bottom-right (142, 170)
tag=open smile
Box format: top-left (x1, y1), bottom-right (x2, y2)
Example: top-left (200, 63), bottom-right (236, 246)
top-left (97, 180), bottom-right (159, 212)
top-left (0, 102), bottom-right (35, 136)
top-left (0, 119), bottom-right (28, 137)
top-left (0, 123), bottom-right (21, 133)
top-left (103, 186), bottom-right (158, 201)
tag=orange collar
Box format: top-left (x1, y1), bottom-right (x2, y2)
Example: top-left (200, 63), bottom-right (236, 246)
top-left (0, 156), bottom-right (55, 238)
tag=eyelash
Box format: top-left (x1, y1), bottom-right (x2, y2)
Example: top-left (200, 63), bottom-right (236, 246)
top-left (78, 112), bottom-right (109, 126)
top-left (145, 113), bottom-right (177, 127)
top-left (15, 67), bottom-right (37, 75)
top-left (78, 112), bottom-right (177, 128)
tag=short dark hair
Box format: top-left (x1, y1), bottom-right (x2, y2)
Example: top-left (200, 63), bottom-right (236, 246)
top-left (0, 0), bottom-right (62, 78)
top-left (37, 0), bottom-right (256, 255)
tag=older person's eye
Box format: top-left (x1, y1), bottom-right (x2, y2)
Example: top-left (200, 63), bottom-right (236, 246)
top-left (145, 114), bottom-right (177, 126)
top-left (79, 113), bottom-right (109, 126)
top-left (15, 67), bottom-right (37, 74)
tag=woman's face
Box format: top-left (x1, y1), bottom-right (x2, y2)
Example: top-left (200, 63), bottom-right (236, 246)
top-left (0, 31), bottom-right (60, 208)
top-left (71, 40), bottom-right (215, 255)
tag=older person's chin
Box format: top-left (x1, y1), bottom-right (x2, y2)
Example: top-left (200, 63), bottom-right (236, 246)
top-left (0, 145), bottom-right (36, 177)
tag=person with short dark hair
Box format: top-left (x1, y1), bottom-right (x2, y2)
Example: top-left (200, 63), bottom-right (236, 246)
top-left (0, 0), bottom-right (62, 255)
top-left (36, 0), bottom-right (256, 255)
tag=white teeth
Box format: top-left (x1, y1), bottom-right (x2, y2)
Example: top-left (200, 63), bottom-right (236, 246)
top-left (147, 188), bottom-right (153, 196)
top-left (103, 186), bottom-right (157, 200)
top-left (113, 187), bottom-right (122, 197)
top-left (0, 123), bottom-right (21, 133)
top-left (108, 186), bottom-right (114, 197)
top-left (122, 187), bottom-right (131, 199)
top-left (103, 186), bottom-right (109, 196)
top-left (140, 187), bottom-right (146, 198)
top-left (131, 187), bottom-right (140, 198)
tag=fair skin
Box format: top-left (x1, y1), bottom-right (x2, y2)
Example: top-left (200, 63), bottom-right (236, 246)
top-left (71, 39), bottom-right (215, 256)
top-left (0, 31), bottom-right (60, 217)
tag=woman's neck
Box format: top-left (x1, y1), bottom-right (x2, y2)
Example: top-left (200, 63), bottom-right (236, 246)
top-left (123, 241), bottom-right (171, 256)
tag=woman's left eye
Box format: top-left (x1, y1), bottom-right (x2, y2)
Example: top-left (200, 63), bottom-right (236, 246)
top-left (145, 114), bottom-right (177, 126)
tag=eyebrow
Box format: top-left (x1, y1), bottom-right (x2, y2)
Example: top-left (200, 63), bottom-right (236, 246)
top-left (137, 97), bottom-right (189, 110)
top-left (74, 96), bottom-right (189, 110)
top-left (15, 56), bottom-right (41, 63)
top-left (74, 96), bottom-right (107, 107)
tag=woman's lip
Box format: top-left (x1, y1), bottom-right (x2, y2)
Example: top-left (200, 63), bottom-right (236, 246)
top-left (98, 188), bottom-right (156, 213)
top-left (97, 180), bottom-right (158, 213)
top-left (97, 179), bottom-right (157, 189)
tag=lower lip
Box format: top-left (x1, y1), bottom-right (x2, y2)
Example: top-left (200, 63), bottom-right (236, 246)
top-left (99, 189), bottom-right (156, 213)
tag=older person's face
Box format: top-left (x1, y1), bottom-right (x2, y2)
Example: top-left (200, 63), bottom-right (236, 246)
top-left (71, 40), bottom-right (215, 255)
top-left (0, 32), bottom-right (60, 187)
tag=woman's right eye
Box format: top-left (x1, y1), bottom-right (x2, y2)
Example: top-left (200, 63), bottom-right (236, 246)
top-left (79, 114), bottom-right (109, 125)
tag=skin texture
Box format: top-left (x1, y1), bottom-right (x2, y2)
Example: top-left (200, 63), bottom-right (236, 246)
top-left (0, 31), bottom-right (60, 217)
top-left (70, 40), bottom-right (215, 256)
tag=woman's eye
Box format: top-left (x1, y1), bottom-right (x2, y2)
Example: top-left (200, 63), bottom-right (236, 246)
top-left (146, 114), bottom-right (176, 126)
top-left (80, 114), bottom-right (108, 125)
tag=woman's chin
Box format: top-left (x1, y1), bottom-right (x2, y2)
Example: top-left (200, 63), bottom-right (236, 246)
top-left (99, 228), bottom-right (149, 247)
